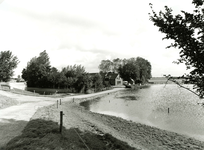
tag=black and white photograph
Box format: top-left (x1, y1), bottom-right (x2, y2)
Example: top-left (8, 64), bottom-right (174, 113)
top-left (0, 0), bottom-right (204, 149)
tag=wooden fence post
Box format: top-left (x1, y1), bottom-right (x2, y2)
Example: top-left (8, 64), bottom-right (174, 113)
top-left (60, 111), bottom-right (64, 133)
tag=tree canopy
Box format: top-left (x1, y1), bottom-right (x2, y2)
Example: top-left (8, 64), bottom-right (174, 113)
top-left (0, 50), bottom-right (19, 82)
top-left (118, 57), bottom-right (152, 84)
top-left (149, 0), bottom-right (204, 98)
top-left (99, 57), bottom-right (152, 84)
top-left (22, 51), bottom-right (105, 93)
top-left (98, 60), bottom-right (113, 73)
top-left (22, 50), bottom-right (51, 87)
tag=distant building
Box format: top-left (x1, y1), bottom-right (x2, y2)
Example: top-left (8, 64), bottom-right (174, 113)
top-left (89, 72), bottom-right (123, 86)
top-left (100, 72), bottom-right (123, 86)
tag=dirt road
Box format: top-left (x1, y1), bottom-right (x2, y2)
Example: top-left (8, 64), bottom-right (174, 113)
top-left (0, 88), bottom-right (124, 146)
top-left (0, 88), bottom-right (124, 122)
top-left (0, 91), bottom-right (55, 121)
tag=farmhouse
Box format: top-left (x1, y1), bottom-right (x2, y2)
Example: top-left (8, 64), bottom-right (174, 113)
top-left (89, 72), bottom-right (123, 86)
top-left (101, 72), bottom-right (123, 86)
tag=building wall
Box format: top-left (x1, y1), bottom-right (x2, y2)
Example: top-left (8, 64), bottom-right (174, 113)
top-left (115, 75), bottom-right (123, 86)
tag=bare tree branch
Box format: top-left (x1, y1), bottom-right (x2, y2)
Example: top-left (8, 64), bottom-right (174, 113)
top-left (164, 75), bottom-right (202, 99)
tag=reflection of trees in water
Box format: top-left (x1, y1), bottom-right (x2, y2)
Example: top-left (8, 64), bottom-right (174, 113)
top-left (117, 89), bottom-right (140, 101)
top-left (80, 97), bottom-right (101, 110)
top-left (119, 96), bottom-right (138, 101)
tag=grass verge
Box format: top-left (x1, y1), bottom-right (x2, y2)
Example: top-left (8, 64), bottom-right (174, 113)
top-left (2, 119), bottom-right (136, 150)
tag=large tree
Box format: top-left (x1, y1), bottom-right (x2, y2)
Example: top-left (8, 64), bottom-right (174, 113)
top-left (112, 58), bottom-right (123, 73)
top-left (118, 60), bottom-right (140, 83)
top-left (0, 50), bottom-right (19, 82)
top-left (98, 58), bottom-right (128, 73)
top-left (75, 73), bottom-right (91, 93)
top-left (47, 67), bottom-right (59, 88)
top-left (136, 57), bottom-right (152, 83)
top-left (61, 65), bottom-right (86, 91)
top-left (118, 57), bottom-right (151, 84)
top-left (91, 73), bottom-right (104, 92)
top-left (149, 0), bottom-right (204, 98)
top-left (98, 60), bottom-right (113, 73)
top-left (22, 50), bottom-right (51, 87)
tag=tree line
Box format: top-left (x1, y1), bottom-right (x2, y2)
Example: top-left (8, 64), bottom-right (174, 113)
top-left (98, 57), bottom-right (152, 84)
top-left (21, 50), bottom-right (104, 93)
top-left (21, 50), bottom-right (152, 93)
top-left (0, 50), bottom-right (152, 93)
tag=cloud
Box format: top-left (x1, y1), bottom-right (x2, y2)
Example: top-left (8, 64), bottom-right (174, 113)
top-left (0, 0), bottom-right (4, 4)
top-left (1, 0), bottom-right (194, 77)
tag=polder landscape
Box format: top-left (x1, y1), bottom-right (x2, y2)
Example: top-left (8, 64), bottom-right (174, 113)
top-left (1, 52), bottom-right (204, 150)
top-left (1, 1), bottom-right (204, 150)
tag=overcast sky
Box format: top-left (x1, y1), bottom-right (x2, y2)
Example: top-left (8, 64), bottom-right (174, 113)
top-left (0, 0), bottom-right (194, 77)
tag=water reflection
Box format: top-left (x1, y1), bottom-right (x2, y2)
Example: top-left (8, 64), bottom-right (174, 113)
top-left (80, 84), bottom-right (204, 141)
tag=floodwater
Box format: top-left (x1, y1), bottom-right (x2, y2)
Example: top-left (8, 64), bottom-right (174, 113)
top-left (80, 84), bottom-right (204, 141)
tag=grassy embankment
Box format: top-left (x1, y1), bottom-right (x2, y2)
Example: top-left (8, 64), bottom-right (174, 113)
top-left (1, 119), bottom-right (136, 150)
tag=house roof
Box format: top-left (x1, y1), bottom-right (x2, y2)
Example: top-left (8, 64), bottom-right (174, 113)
top-left (107, 72), bottom-right (118, 80)
top-left (88, 73), bottom-right (100, 77)
top-left (101, 72), bottom-right (119, 80)
top-left (90, 72), bottom-right (121, 80)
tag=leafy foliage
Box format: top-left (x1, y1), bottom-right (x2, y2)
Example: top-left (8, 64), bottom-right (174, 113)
top-left (98, 58), bottom-right (124, 73)
top-left (149, 0), bottom-right (204, 98)
top-left (22, 51), bottom-right (104, 93)
top-left (118, 60), bottom-right (140, 83)
top-left (118, 57), bottom-right (152, 84)
top-left (98, 60), bottom-right (113, 73)
top-left (0, 50), bottom-right (19, 82)
top-left (91, 73), bottom-right (104, 92)
top-left (22, 50), bottom-right (51, 87)
top-left (112, 58), bottom-right (123, 73)
top-left (98, 57), bottom-right (151, 84)
top-left (74, 73), bottom-right (92, 93)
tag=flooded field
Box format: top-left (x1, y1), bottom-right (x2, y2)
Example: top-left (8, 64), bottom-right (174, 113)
top-left (80, 84), bottom-right (204, 141)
